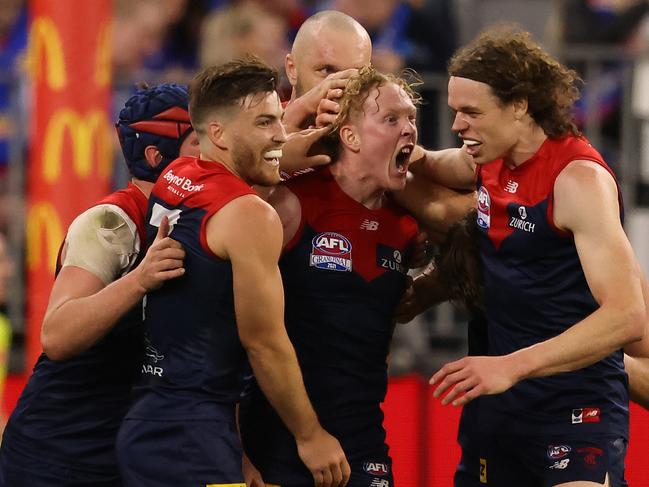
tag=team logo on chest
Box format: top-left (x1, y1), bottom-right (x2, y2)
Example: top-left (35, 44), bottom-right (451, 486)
top-left (310, 232), bottom-right (353, 272)
top-left (477, 186), bottom-right (491, 229)
top-left (508, 205), bottom-right (535, 233)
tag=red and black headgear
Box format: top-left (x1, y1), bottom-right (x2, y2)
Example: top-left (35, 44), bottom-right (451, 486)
top-left (115, 83), bottom-right (192, 182)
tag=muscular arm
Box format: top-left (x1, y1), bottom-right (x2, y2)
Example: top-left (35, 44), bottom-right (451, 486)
top-left (207, 195), bottom-right (349, 486)
top-left (432, 161), bottom-right (647, 405)
top-left (41, 211), bottom-right (184, 361)
top-left (512, 161), bottom-right (646, 376)
top-left (409, 145), bottom-right (476, 191)
top-left (393, 174), bottom-right (476, 242)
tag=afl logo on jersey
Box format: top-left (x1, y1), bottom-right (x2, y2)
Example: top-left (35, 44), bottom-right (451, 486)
top-left (363, 462), bottom-right (390, 476)
top-left (477, 186), bottom-right (491, 229)
top-left (310, 232), bottom-right (353, 272)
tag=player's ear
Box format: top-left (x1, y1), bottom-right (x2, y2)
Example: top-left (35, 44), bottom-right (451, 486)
top-left (512, 97), bottom-right (528, 121)
top-left (144, 145), bottom-right (163, 168)
top-left (206, 121), bottom-right (227, 150)
top-left (339, 125), bottom-right (360, 153)
top-left (285, 53), bottom-right (297, 88)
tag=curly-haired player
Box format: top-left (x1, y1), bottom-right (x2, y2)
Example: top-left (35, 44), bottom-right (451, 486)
top-left (401, 26), bottom-right (649, 487)
top-left (240, 66), bottom-right (420, 487)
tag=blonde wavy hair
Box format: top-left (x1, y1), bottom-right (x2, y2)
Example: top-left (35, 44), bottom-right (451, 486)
top-left (330, 65), bottom-right (422, 134)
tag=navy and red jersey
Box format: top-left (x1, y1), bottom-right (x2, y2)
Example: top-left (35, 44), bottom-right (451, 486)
top-left (2, 183), bottom-right (147, 475)
top-left (125, 156), bottom-right (256, 422)
top-left (241, 167), bottom-right (418, 472)
top-left (475, 135), bottom-right (628, 438)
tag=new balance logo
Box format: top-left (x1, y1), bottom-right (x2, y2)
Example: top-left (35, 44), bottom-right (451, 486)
top-left (505, 180), bottom-right (519, 193)
top-left (360, 219), bottom-right (379, 231)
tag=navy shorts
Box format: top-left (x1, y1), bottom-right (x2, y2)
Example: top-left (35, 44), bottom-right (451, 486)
top-left (455, 433), bottom-right (628, 487)
top-left (241, 397), bottom-right (392, 487)
top-left (252, 454), bottom-right (393, 487)
top-left (116, 418), bottom-right (245, 487)
top-left (0, 439), bottom-right (120, 487)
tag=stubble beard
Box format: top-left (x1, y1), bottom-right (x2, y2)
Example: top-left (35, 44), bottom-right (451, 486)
top-left (231, 143), bottom-right (278, 187)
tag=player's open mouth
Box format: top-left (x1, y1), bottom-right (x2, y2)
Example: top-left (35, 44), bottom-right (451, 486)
top-left (395, 144), bottom-right (414, 173)
top-left (263, 149), bottom-right (282, 167)
top-left (462, 138), bottom-right (481, 155)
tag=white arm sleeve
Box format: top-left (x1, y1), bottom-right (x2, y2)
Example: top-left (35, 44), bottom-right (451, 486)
top-left (61, 204), bottom-right (141, 285)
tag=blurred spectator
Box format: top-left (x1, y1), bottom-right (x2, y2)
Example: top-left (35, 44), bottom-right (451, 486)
top-left (405, 0), bottom-right (457, 73)
top-left (112, 0), bottom-right (178, 83)
top-left (200, 2), bottom-right (289, 90)
top-left (0, 233), bottom-right (13, 430)
top-left (247, 0), bottom-right (310, 39)
top-left (142, 0), bottom-right (211, 83)
top-left (550, 0), bottom-right (649, 170)
top-left (558, 0), bottom-right (649, 46)
top-left (321, 0), bottom-right (409, 72)
top-left (0, 0), bottom-right (27, 172)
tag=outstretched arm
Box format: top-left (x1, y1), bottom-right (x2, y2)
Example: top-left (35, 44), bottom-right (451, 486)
top-left (393, 174), bottom-right (475, 240)
top-left (207, 195), bottom-right (350, 487)
top-left (408, 145), bottom-right (476, 191)
top-left (41, 212), bottom-right (185, 361)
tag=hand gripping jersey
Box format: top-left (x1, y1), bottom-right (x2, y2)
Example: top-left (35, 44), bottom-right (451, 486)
top-left (0, 184), bottom-right (147, 481)
top-left (125, 156), bottom-right (256, 422)
top-left (475, 136), bottom-right (628, 438)
top-left (240, 167), bottom-right (418, 483)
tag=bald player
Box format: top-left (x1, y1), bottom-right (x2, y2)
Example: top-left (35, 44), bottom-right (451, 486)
top-left (279, 10), bottom-right (474, 239)
top-left (282, 10), bottom-right (371, 133)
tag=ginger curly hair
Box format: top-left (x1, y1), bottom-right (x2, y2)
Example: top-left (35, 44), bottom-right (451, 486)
top-left (331, 65), bottom-right (422, 132)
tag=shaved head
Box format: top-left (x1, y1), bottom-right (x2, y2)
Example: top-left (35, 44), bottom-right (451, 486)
top-left (286, 10), bottom-right (372, 97)
top-left (292, 10), bottom-right (370, 58)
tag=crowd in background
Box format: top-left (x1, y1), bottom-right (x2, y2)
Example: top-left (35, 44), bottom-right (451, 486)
top-left (1, 0), bottom-right (649, 375)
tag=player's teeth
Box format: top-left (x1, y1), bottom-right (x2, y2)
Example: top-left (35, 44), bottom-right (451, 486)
top-left (264, 149), bottom-right (283, 159)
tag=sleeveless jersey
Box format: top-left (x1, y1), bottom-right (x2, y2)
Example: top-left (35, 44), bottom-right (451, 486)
top-left (125, 156), bottom-right (256, 421)
top-left (475, 135), bottom-right (628, 438)
top-left (242, 167), bottom-right (418, 461)
top-left (3, 183), bottom-right (148, 473)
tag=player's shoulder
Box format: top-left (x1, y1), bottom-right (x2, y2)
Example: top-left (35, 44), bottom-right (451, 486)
top-left (218, 194), bottom-right (281, 229)
top-left (556, 159), bottom-right (617, 193)
top-left (70, 203), bottom-right (135, 234)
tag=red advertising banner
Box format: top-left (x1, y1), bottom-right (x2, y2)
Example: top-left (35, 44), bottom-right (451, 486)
top-left (25, 0), bottom-right (112, 367)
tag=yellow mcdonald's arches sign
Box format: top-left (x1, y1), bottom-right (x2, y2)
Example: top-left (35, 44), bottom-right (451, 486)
top-left (27, 16), bottom-right (67, 90)
top-left (95, 21), bottom-right (111, 87)
top-left (42, 108), bottom-right (112, 183)
top-left (26, 202), bottom-right (63, 272)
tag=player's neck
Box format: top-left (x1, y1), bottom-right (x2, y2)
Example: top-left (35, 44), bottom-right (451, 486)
top-left (131, 178), bottom-right (154, 198)
top-left (504, 123), bottom-right (548, 169)
top-left (330, 158), bottom-right (385, 210)
top-left (200, 150), bottom-right (241, 179)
